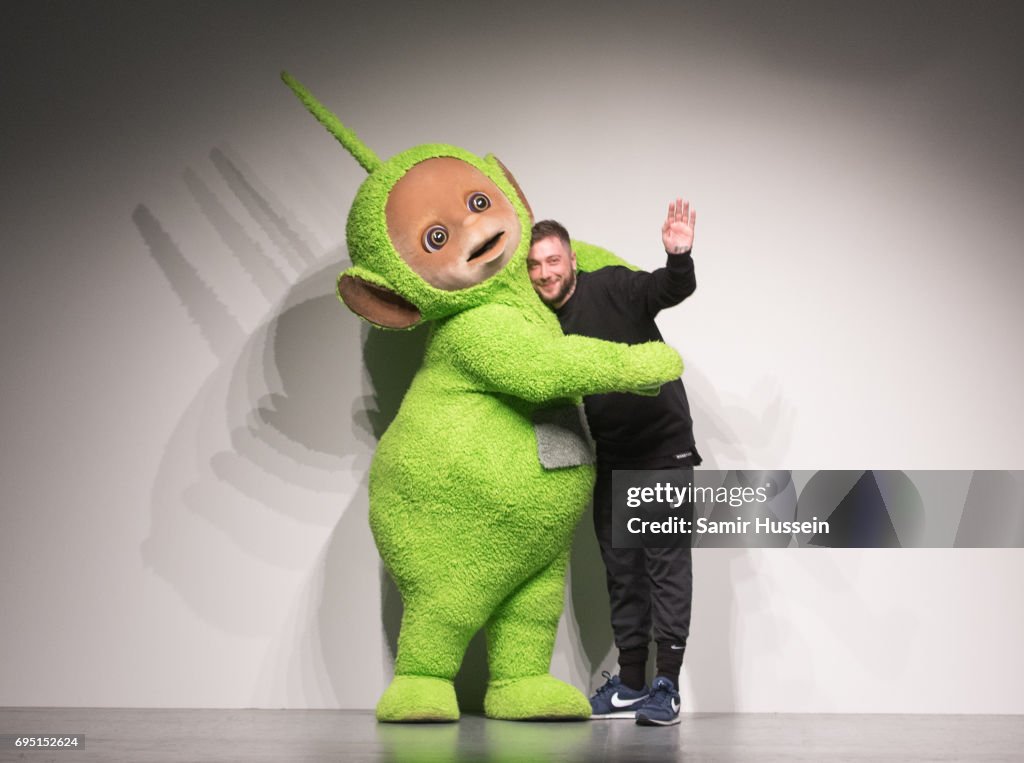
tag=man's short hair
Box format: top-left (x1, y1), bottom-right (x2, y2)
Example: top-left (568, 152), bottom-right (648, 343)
top-left (531, 219), bottom-right (571, 250)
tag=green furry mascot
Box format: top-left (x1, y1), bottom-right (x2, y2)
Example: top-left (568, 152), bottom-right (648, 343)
top-left (282, 72), bottom-right (682, 722)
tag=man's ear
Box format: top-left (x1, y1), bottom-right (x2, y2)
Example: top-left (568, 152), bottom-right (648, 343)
top-left (485, 154), bottom-right (533, 222)
top-left (337, 267), bottom-right (422, 330)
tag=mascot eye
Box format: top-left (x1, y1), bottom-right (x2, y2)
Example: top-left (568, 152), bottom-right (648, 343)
top-left (423, 225), bottom-right (449, 252)
top-left (467, 192), bottom-right (491, 213)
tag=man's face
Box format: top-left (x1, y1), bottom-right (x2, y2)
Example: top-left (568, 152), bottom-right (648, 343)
top-left (528, 236), bottom-right (577, 308)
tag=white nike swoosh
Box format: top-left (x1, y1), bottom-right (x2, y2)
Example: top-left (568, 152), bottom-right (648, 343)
top-left (610, 692), bottom-right (648, 708)
top-left (671, 699), bottom-right (680, 712)
top-left (670, 645), bottom-right (684, 650)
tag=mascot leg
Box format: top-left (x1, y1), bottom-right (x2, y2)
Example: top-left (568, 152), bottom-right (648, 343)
top-left (376, 593), bottom-right (487, 723)
top-left (483, 550), bottom-right (590, 720)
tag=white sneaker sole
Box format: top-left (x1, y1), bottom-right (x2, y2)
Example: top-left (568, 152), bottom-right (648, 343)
top-left (589, 710), bottom-right (638, 719)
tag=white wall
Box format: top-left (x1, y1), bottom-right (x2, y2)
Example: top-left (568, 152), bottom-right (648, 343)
top-left (2, 1), bottom-right (1022, 712)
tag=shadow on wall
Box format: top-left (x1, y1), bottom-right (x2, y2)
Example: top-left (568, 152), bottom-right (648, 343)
top-left (567, 507), bottom-right (614, 687)
top-left (663, 370), bottom-right (794, 709)
top-left (135, 143), bottom-right (389, 707)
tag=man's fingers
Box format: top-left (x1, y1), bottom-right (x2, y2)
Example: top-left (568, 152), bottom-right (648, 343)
top-left (665, 197), bottom-right (696, 232)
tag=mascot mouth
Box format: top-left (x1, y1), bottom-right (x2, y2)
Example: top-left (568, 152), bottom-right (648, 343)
top-left (468, 231), bottom-right (505, 263)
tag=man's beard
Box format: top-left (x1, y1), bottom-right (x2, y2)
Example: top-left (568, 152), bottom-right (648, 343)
top-left (538, 269), bottom-right (576, 308)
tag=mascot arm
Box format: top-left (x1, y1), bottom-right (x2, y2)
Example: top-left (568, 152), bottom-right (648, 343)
top-left (447, 306), bottom-right (682, 404)
top-left (571, 239), bottom-right (644, 273)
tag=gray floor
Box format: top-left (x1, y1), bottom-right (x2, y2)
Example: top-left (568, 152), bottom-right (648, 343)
top-left (1, 708), bottom-right (1022, 762)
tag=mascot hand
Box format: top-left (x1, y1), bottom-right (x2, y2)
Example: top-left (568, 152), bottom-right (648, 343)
top-left (628, 342), bottom-right (684, 393)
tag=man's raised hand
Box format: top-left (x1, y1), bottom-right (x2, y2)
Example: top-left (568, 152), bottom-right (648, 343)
top-left (662, 198), bottom-right (696, 255)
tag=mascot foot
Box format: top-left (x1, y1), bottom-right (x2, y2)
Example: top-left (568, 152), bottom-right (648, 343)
top-left (484, 674), bottom-right (590, 721)
top-left (376, 675), bottom-right (459, 723)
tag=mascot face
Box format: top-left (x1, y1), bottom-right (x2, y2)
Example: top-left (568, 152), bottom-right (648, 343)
top-left (385, 157), bottom-right (520, 291)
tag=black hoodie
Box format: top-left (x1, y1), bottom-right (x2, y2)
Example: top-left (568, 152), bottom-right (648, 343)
top-left (555, 252), bottom-right (701, 467)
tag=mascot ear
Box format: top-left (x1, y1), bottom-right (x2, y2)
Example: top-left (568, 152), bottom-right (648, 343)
top-left (486, 154), bottom-right (533, 222)
top-left (337, 267), bottom-right (422, 330)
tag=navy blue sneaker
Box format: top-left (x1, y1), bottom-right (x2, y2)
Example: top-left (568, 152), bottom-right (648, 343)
top-left (635, 676), bottom-right (681, 726)
top-left (588, 671), bottom-right (649, 719)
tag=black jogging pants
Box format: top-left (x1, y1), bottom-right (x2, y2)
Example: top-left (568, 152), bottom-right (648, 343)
top-left (592, 459), bottom-right (695, 655)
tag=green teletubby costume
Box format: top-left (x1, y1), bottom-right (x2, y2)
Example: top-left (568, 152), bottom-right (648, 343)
top-left (282, 72), bottom-right (683, 722)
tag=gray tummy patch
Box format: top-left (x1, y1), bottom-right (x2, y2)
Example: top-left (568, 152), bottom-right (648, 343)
top-left (532, 405), bottom-right (595, 469)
